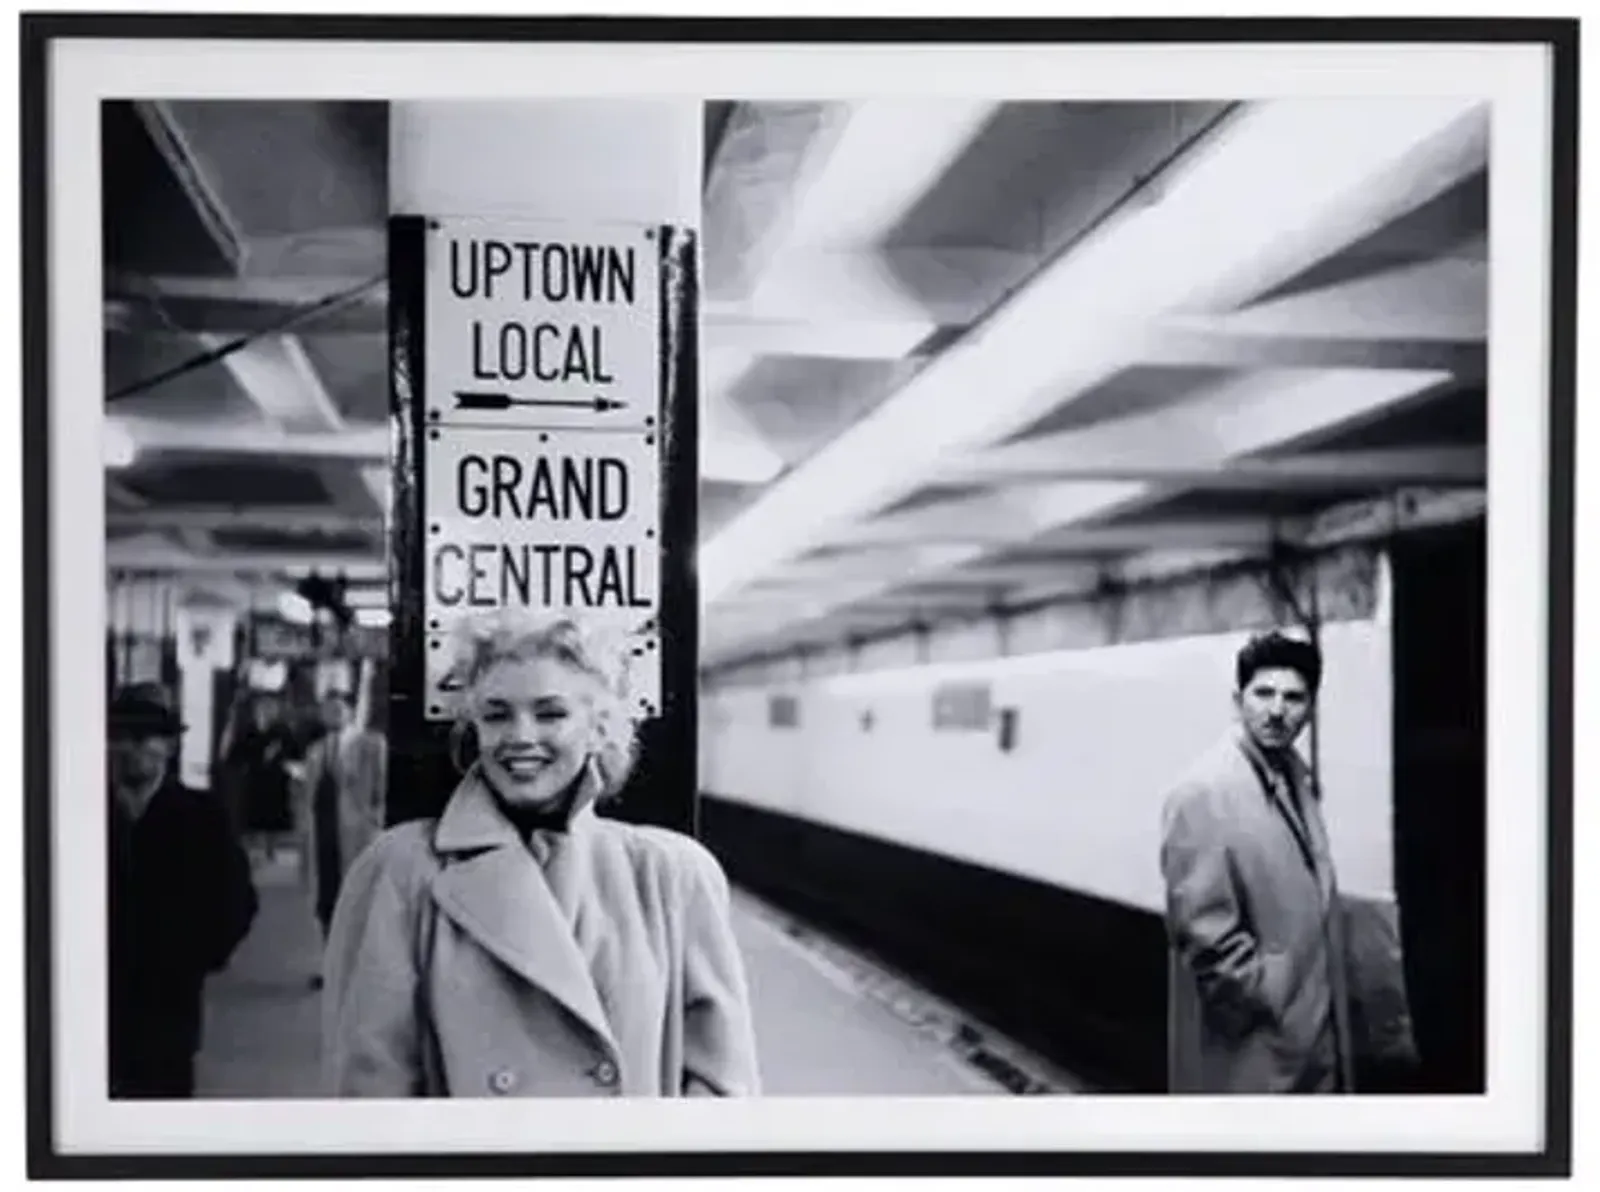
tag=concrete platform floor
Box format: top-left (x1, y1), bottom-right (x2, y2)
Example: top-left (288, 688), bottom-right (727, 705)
top-left (194, 848), bottom-right (1007, 1098)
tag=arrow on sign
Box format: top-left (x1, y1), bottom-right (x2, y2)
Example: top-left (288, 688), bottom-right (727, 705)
top-left (454, 391), bottom-right (628, 414)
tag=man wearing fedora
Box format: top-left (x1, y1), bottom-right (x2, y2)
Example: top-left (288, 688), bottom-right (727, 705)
top-left (108, 682), bottom-right (258, 1098)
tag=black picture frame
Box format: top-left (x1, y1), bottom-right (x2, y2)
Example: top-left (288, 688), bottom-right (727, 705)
top-left (23, 12), bottom-right (1577, 1180)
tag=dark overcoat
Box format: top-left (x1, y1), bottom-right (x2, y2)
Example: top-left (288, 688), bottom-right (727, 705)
top-left (109, 780), bottom-right (258, 1097)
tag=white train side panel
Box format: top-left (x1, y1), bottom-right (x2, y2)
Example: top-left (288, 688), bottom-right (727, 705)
top-left (701, 619), bottom-right (1393, 912)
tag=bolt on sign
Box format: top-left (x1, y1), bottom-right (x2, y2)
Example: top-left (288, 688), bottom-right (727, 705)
top-left (422, 218), bottom-right (663, 721)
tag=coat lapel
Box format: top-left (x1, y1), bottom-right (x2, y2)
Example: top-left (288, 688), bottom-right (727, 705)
top-left (427, 773), bottom-right (618, 1055)
top-left (1236, 734), bottom-right (1321, 885)
top-left (1289, 758), bottom-right (1338, 903)
top-left (1282, 753), bottom-right (1356, 1088)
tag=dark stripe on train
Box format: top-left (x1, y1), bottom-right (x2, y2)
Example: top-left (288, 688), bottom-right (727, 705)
top-left (699, 793), bottom-right (1168, 1093)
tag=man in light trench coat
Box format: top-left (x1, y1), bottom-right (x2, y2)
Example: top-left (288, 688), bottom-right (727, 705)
top-left (1160, 630), bottom-right (1356, 1094)
top-left (300, 689), bottom-right (386, 983)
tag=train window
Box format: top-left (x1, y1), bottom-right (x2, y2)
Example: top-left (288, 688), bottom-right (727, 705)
top-left (768, 693), bottom-right (800, 729)
top-left (932, 681), bottom-right (992, 732)
top-left (997, 706), bottom-right (1019, 753)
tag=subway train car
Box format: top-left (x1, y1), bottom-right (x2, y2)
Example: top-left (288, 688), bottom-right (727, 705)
top-left (699, 523), bottom-right (1485, 1094)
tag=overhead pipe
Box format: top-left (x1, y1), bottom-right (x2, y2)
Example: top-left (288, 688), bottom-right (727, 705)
top-left (106, 274), bottom-right (383, 404)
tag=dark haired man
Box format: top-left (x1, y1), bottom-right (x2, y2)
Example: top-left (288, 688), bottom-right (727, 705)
top-left (108, 683), bottom-right (258, 1098)
top-left (1160, 631), bottom-right (1355, 1094)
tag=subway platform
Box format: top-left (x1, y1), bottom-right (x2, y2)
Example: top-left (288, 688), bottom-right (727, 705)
top-left (194, 847), bottom-right (1078, 1099)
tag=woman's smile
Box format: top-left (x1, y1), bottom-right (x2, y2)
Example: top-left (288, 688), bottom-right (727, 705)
top-left (495, 750), bottom-right (551, 781)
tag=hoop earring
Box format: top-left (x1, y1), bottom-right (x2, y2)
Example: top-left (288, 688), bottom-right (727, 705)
top-left (585, 750), bottom-right (613, 801)
top-left (448, 718), bottom-right (479, 774)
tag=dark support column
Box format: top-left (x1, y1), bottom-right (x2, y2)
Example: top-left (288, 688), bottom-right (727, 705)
top-left (386, 214), bottom-right (452, 826)
top-left (610, 225), bottom-right (698, 837)
top-left (1389, 519), bottom-right (1487, 1092)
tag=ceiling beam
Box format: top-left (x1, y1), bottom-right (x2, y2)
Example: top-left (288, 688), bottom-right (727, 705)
top-left (1302, 486), bottom-right (1487, 549)
top-left (107, 506), bottom-right (382, 533)
top-left (1135, 323), bottom-right (1485, 375)
top-left (731, 245), bottom-right (1030, 330)
top-left (242, 227), bottom-right (387, 279)
top-left (773, 100), bottom-right (998, 253)
top-left (1176, 257), bottom-right (1487, 345)
top-left (105, 476), bottom-right (150, 508)
top-left (111, 417), bottom-right (388, 462)
top-left (835, 517), bottom-right (1282, 553)
top-left (941, 445), bottom-right (1486, 490)
top-left (761, 544), bottom-right (983, 586)
top-left (131, 101), bottom-right (248, 272)
top-left (934, 366), bottom-right (1461, 488)
top-left (105, 294), bottom-right (388, 337)
top-left (699, 349), bottom-right (788, 485)
top-left (702, 102), bottom-right (845, 302)
top-left (936, 559), bottom-right (1115, 587)
top-left (315, 459), bottom-right (384, 518)
top-left (702, 305), bottom-right (938, 361)
top-left (104, 541), bottom-right (386, 579)
top-left (1113, 546), bottom-right (1271, 585)
top-left (202, 333), bottom-right (347, 434)
top-left (107, 270), bottom-right (385, 307)
top-left (105, 268), bottom-right (388, 337)
top-left (709, 99), bottom-right (997, 305)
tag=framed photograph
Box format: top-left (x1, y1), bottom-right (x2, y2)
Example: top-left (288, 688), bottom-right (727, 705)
top-left (22, 12), bottom-right (1577, 1180)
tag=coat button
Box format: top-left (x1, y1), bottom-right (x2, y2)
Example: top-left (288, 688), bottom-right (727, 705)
top-left (488, 1068), bottom-right (518, 1094)
top-left (592, 1060), bottom-right (618, 1087)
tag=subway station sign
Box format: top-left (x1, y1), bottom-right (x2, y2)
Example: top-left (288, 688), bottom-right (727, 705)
top-left (422, 217), bottom-right (662, 719)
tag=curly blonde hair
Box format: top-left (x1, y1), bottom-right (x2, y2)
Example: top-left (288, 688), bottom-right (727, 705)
top-left (444, 608), bottom-right (644, 797)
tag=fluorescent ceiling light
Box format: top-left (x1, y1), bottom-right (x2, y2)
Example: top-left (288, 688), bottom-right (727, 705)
top-left (276, 590), bottom-right (315, 625)
top-left (354, 606), bottom-right (392, 629)
top-left (344, 585), bottom-right (390, 609)
top-left (111, 417), bottom-right (388, 461)
top-left (104, 420), bottom-right (138, 470)
top-left (698, 98), bottom-right (1488, 608)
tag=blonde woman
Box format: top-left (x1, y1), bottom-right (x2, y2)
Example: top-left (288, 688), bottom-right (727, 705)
top-left (321, 610), bottom-right (760, 1098)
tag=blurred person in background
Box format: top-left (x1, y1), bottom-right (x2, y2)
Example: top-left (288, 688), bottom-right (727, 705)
top-left (321, 610), bottom-right (760, 1098)
top-left (1159, 630), bottom-right (1355, 1094)
top-left (222, 691), bottom-right (300, 863)
top-left (108, 682), bottom-right (258, 1098)
top-left (299, 688), bottom-right (387, 988)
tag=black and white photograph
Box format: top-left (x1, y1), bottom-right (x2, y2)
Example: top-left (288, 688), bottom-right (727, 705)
top-left (23, 14), bottom-right (1576, 1180)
